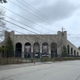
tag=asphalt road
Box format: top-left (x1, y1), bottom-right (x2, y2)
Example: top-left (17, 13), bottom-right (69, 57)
top-left (0, 60), bottom-right (80, 80)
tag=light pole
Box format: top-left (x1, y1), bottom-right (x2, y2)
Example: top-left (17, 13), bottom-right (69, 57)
top-left (54, 52), bottom-right (55, 62)
top-left (32, 52), bottom-right (35, 65)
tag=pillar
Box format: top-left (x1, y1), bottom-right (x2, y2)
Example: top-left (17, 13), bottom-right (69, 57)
top-left (40, 44), bottom-right (42, 53)
top-left (31, 43), bottom-right (33, 58)
top-left (22, 43), bottom-right (24, 58)
top-left (48, 43), bottom-right (51, 58)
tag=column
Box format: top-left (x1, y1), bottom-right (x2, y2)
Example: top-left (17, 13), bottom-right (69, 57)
top-left (31, 43), bottom-right (33, 58)
top-left (22, 43), bottom-right (24, 58)
top-left (40, 44), bottom-right (42, 53)
top-left (69, 46), bottom-right (71, 56)
top-left (31, 44), bottom-right (33, 53)
top-left (48, 43), bottom-right (51, 58)
top-left (40, 44), bottom-right (42, 58)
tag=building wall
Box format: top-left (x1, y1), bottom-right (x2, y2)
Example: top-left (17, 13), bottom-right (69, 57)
top-left (0, 31), bottom-right (80, 58)
top-left (67, 40), bottom-right (80, 56)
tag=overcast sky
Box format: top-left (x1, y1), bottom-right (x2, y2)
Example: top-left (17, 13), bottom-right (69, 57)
top-left (0, 0), bottom-right (80, 47)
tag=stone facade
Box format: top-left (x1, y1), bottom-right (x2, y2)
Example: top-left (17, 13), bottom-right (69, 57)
top-left (0, 31), bottom-right (80, 58)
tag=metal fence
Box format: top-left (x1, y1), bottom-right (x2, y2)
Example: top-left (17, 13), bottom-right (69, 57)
top-left (0, 51), bottom-right (80, 65)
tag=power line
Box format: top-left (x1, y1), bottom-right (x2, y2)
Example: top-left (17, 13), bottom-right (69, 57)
top-left (14, 0), bottom-right (80, 42)
top-left (3, 16), bottom-right (80, 47)
top-left (3, 19), bottom-right (63, 49)
top-left (17, 0), bottom-right (64, 30)
top-left (1, 0), bottom-right (80, 47)
top-left (17, 0), bottom-right (63, 30)
top-left (67, 31), bottom-right (80, 41)
top-left (3, 19), bottom-right (37, 34)
top-left (2, 19), bottom-right (55, 41)
top-left (6, 27), bottom-right (25, 34)
top-left (9, 0), bottom-right (53, 25)
top-left (12, 0), bottom-right (80, 41)
top-left (5, 15), bottom-right (42, 33)
top-left (8, 0), bottom-right (61, 31)
top-left (0, 5), bottom-right (57, 33)
top-left (8, 0), bottom-right (80, 44)
top-left (3, 20), bottom-right (61, 50)
top-left (17, 0), bottom-right (55, 23)
top-left (14, 0), bottom-right (80, 44)
top-left (20, 0), bottom-right (68, 32)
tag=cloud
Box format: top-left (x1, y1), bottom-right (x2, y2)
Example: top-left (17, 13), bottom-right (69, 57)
top-left (14, 0), bottom-right (78, 28)
top-left (38, 0), bottom-right (77, 21)
top-left (3, 0), bottom-right (78, 34)
top-left (1, 0), bottom-right (80, 47)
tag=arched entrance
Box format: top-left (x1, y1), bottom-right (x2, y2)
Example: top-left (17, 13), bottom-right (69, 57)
top-left (2, 45), bottom-right (4, 57)
top-left (74, 50), bottom-right (76, 56)
top-left (15, 42), bottom-right (22, 57)
top-left (33, 42), bottom-right (40, 58)
top-left (51, 42), bottom-right (57, 58)
top-left (71, 48), bottom-right (73, 56)
top-left (67, 45), bottom-right (70, 55)
top-left (77, 52), bottom-right (79, 56)
top-left (42, 42), bottom-right (48, 57)
top-left (24, 42), bottom-right (31, 58)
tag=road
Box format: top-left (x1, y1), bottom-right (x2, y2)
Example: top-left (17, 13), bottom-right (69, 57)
top-left (0, 60), bottom-right (80, 80)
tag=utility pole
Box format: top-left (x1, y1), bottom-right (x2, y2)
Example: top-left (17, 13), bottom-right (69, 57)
top-left (60, 27), bottom-right (64, 62)
top-left (54, 52), bottom-right (55, 62)
top-left (33, 52), bottom-right (35, 65)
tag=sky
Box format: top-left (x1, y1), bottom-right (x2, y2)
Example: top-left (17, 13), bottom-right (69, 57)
top-left (0, 0), bottom-right (80, 47)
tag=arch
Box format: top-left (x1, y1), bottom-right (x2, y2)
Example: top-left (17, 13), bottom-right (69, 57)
top-left (71, 48), bottom-right (73, 56)
top-left (42, 42), bottom-right (48, 54)
top-left (15, 42), bottom-right (22, 57)
top-left (77, 52), bottom-right (79, 56)
top-left (67, 45), bottom-right (70, 55)
top-left (2, 45), bottom-right (4, 57)
top-left (24, 42), bottom-right (31, 58)
top-left (51, 42), bottom-right (57, 57)
top-left (33, 42), bottom-right (40, 58)
top-left (74, 50), bottom-right (76, 56)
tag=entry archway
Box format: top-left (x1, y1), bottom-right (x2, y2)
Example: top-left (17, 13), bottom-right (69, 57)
top-left (33, 42), bottom-right (40, 58)
top-left (2, 45), bottom-right (4, 57)
top-left (71, 48), bottom-right (73, 56)
top-left (15, 42), bottom-right (22, 57)
top-left (24, 42), bottom-right (31, 58)
top-left (51, 42), bottom-right (57, 58)
top-left (67, 45), bottom-right (70, 55)
top-left (42, 42), bottom-right (48, 53)
top-left (74, 50), bottom-right (76, 56)
top-left (42, 42), bottom-right (48, 57)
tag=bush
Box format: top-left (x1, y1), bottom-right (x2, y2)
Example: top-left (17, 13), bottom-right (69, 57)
top-left (41, 57), bottom-right (53, 62)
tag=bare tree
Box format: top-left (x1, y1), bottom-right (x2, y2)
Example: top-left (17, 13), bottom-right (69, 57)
top-left (0, 0), bottom-right (7, 3)
top-left (0, 7), bottom-right (6, 42)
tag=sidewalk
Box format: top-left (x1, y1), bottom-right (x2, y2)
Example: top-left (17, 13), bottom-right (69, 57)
top-left (0, 62), bottom-right (54, 71)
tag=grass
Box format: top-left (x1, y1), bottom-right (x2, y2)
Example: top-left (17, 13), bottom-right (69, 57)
top-left (0, 57), bottom-right (80, 65)
top-left (0, 57), bottom-right (23, 65)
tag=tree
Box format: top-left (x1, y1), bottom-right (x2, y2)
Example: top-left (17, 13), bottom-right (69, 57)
top-left (0, 47), bottom-right (7, 52)
top-left (62, 45), bottom-right (67, 57)
top-left (0, 0), bottom-right (7, 3)
top-left (5, 36), bottom-right (14, 57)
top-left (0, 0), bottom-right (7, 42)
top-left (0, 47), bottom-right (7, 57)
top-left (0, 8), bottom-right (6, 43)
